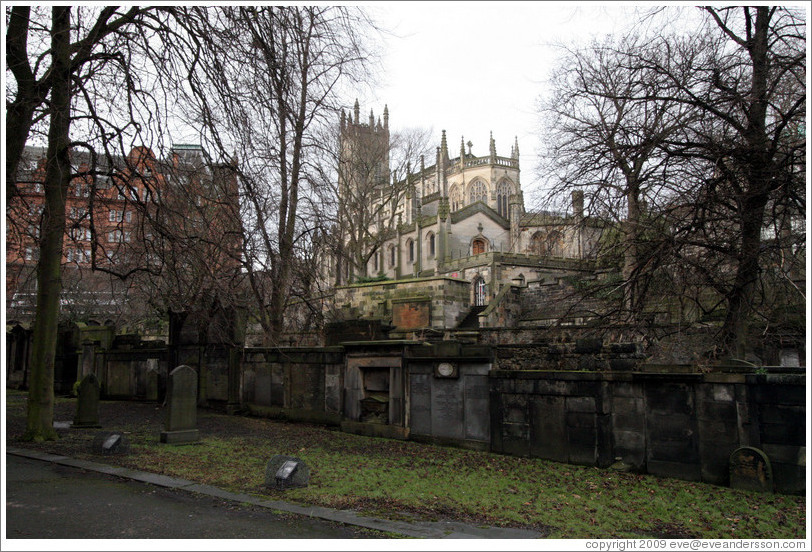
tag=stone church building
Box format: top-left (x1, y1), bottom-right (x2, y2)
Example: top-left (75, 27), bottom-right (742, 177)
top-left (325, 102), bottom-right (605, 333)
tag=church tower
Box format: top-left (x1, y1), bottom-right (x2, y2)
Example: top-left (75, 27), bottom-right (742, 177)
top-left (338, 100), bottom-right (390, 199)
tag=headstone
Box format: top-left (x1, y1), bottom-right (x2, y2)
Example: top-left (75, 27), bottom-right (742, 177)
top-left (730, 446), bottom-right (773, 493)
top-left (80, 342), bottom-right (96, 378)
top-left (92, 431), bottom-right (130, 455)
top-left (160, 365), bottom-right (200, 444)
top-left (73, 373), bottom-right (102, 428)
top-left (145, 362), bottom-right (160, 402)
top-left (265, 455), bottom-right (309, 490)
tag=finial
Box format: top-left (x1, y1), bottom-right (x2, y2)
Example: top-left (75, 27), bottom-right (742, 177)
top-left (383, 105), bottom-right (389, 130)
top-left (460, 136), bottom-right (466, 158)
top-left (369, 109), bottom-right (374, 127)
top-left (353, 99), bottom-right (360, 124)
top-left (340, 109), bottom-right (346, 129)
top-left (513, 136), bottom-right (519, 159)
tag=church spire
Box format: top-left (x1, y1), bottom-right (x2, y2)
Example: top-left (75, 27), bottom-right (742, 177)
top-left (440, 130), bottom-right (449, 162)
top-left (489, 131), bottom-right (496, 161)
top-left (460, 136), bottom-right (466, 159)
top-left (513, 136), bottom-right (519, 160)
top-left (353, 99), bottom-right (360, 124)
top-left (383, 105), bottom-right (389, 130)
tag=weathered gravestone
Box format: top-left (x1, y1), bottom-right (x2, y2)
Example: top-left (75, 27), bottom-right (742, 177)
top-left (160, 365), bottom-right (200, 444)
top-left (73, 373), bottom-right (102, 428)
top-left (264, 455), bottom-right (310, 490)
top-left (92, 431), bottom-right (130, 455)
top-left (145, 362), bottom-right (160, 402)
top-left (730, 446), bottom-right (773, 493)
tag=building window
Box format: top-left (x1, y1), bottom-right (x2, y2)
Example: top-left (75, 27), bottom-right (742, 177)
top-left (407, 239), bottom-right (414, 262)
top-left (389, 245), bottom-right (396, 268)
top-left (468, 180), bottom-right (487, 205)
top-left (472, 238), bottom-right (487, 255)
top-left (449, 184), bottom-right (461, 211)
top-left (473, 276), bottom-right (487, 306)
top-left (497, 180), bottom-right (511, 217)
top-left (427, 232), bottom-right (435, 258)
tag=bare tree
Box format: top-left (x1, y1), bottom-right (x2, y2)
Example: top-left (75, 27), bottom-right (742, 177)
top-left (331, 122), bottom-right (434, 283)
top-left (4, 5), bottom-right (222, 440)
top-left (538, 6), bottom-right (805, 359)
top-left (164, 6), bottom-right (378, 345)
top-left (539, 32), bottom-right (696, 322)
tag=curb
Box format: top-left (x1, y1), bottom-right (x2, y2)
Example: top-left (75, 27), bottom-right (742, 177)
top-left (6, 447), bottom-right (541, 539)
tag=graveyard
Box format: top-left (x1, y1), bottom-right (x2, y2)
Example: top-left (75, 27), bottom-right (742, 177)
top-left (4, 389), bottom-right (806, 539)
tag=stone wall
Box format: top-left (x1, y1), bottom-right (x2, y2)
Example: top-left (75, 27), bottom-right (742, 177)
top-left (240, 347), bottom-right (345, 425)
top-left (405, 342), bottom-right (492, 450)
top-left (489, 370), bottom-right (805, 494)
top-left (494, 341), bottom-right (646, 372)
top-left (333, 277), bottom-right (471, 330)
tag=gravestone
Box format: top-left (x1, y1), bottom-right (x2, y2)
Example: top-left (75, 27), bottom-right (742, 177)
top-left (264, 455), bottom-right (309, 490)
top-left (145, 363), bottom-right (160, 402)
top-left (92, 431), bottom-right (130, 455)
top-left (160, 365), bottom-right (200, 444)
top-left (729, 446), bottom-right (773, 493)
top-left (73, 373), bottom-right (101, 428)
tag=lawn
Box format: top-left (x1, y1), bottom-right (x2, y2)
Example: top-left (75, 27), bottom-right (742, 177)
top-left (5, 390), bottom-right (806, 539)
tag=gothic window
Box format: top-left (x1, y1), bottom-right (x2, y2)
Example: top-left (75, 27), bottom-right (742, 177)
top-left (449, 184), bottom-right (461, 211)
top-left (407, 239), bottom-right (414, 262)
top-left (468, 180), bottom-right (487, 205)
top-left (389, 244), bottom-right (396, 268)
top-left (472, 238), bottom-right (487, 255)
top-left (427, 232), bottom-right (435, 258)
top-left (530, 230), bottom-right (563, 257)
top-left (473, 276), bottom-right (487, 306)
top-left (497, 180), bottom-right (511, 217)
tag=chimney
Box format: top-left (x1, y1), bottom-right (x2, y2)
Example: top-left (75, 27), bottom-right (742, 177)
top-left (572, 190), bottom-right (584, 219)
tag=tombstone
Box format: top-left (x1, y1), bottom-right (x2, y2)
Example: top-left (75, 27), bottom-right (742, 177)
top-left (160, 365), bottom-right (200, 444)
top-left (145, 361), bottom-right (160, 402)
top-left (264, 455), bottom-right (310, 490)
top-left (729, 446), bottom-right (773, 493)
top-left (92, 431), bottom-right (130, 455)
top-left (80, 342), bottom-right (96, 378)
top-left (73, 373), bottom-right (102, 428)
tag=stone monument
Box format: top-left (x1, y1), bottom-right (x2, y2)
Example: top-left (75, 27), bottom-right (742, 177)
top-left (160, 365), bottom-right (200, 444)
top-left (73, 373), bottom-right (101, 428)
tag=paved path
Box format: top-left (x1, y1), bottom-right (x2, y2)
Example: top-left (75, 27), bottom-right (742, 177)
top-left (5, 448), bottom-right (543, 540)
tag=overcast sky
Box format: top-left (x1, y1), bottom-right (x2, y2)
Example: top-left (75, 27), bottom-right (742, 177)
top-left (359, 1), bottom-right (644, 199)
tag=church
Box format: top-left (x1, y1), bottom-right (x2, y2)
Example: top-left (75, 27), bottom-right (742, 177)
top-left (325, 102), bottom-right (606, 333)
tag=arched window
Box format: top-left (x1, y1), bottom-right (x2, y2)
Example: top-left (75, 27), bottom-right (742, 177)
top-left (530, 230), bottom-right (563, 257)
top-left (497, 180), bottom-right (512, 217)
top-left (427, 232), bottom-right (435, 258)
top-left (473, 276), bottom-right (487, 306)
top-left (468, 180), bottom-right (488, 205)
top-left (449, 184), bottom-right (461, 211)
top-left (407, 238), bottom-right (414, 262)
top-left (472, 238), bottom-right (487, 255)
top-left (389, 244), bottom-right (396, 268)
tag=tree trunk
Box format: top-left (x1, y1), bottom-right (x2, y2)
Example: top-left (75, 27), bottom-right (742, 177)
top-left (622, 182), bottom-right (641, 322)
top-left (5, 6), bottom-right (38, 204)
top-left (25, 6), bottom-right (72, 442)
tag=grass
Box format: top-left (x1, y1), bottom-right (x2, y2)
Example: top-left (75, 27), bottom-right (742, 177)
top-left (5, 390), bottom-right (806, 539)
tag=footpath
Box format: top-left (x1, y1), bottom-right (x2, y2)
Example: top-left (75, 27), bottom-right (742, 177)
top-left (6, 447), bottom-right (542, 540)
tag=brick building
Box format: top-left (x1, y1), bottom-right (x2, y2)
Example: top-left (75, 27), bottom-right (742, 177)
top-left (6, 144), bottom-right (241, 327)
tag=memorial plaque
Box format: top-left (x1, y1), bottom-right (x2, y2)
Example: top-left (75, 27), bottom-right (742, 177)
top-left (265, 455), bottom-right (309, 490)
top-left (92, 431), bottom-right (130, 455)
top-left (730, 446), bottom-right (773, 493)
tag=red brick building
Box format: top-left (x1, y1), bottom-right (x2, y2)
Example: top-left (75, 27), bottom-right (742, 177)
top-left (6, 144), bottom-right (242, 327)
